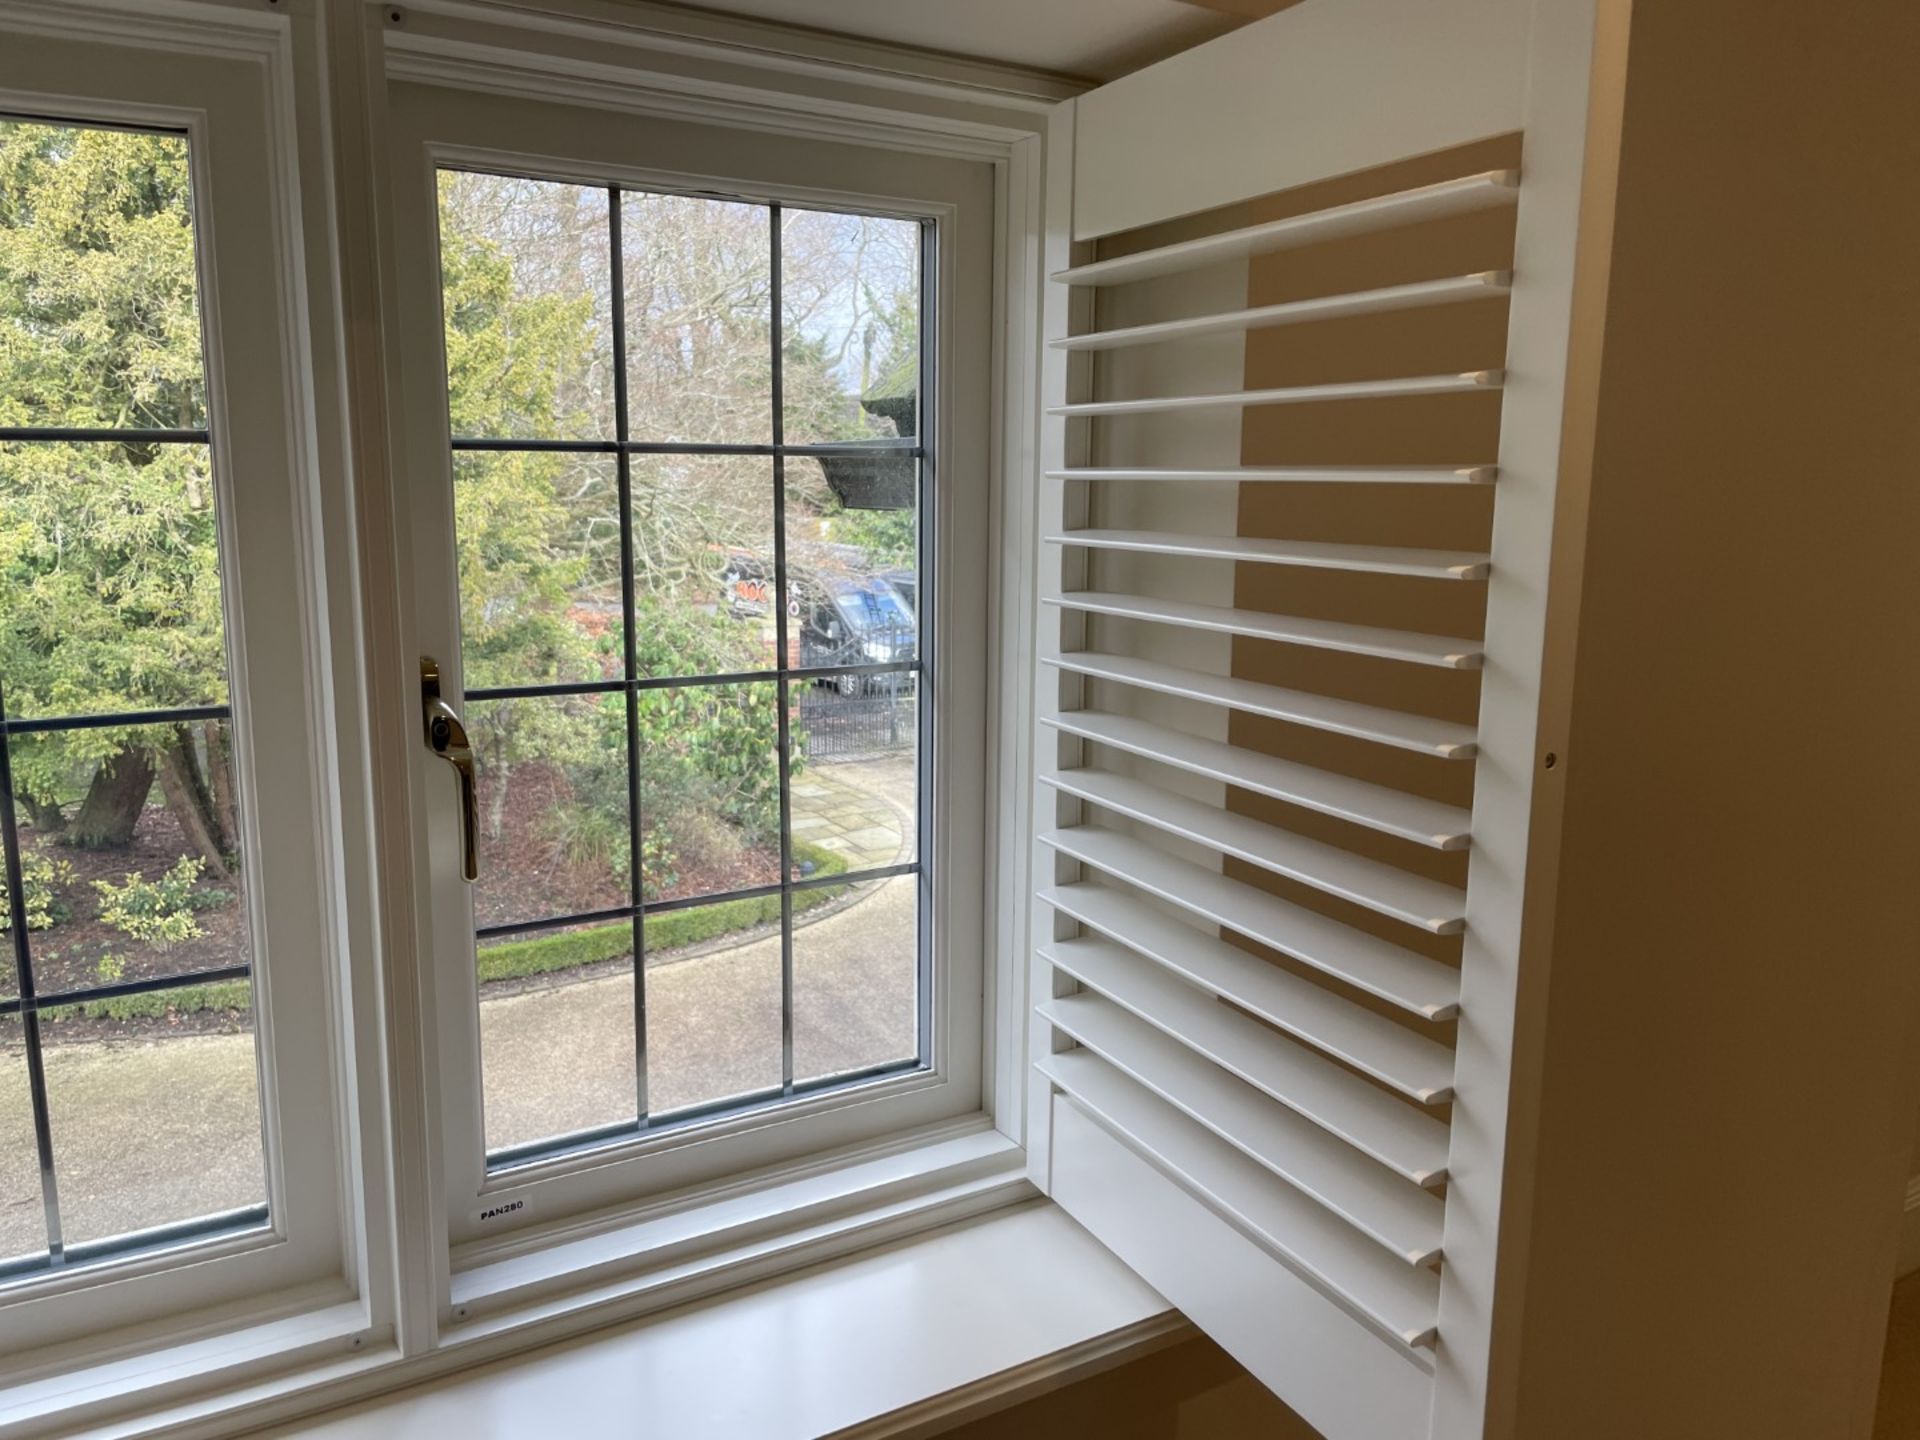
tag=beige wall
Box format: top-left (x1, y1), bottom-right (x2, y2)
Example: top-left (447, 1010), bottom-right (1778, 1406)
top-left (1501, 3), bottom-right (1920, 1437)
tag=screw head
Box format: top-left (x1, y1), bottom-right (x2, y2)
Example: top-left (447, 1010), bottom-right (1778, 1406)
top-left (1543, 751), bottom-right (1559, 770)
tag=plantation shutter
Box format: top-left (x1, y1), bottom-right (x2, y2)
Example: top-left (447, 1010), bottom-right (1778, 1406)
top-left (1025, 1), bottom-right (1606, 1436)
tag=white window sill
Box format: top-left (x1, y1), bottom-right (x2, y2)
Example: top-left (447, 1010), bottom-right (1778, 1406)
top-left (2, 1130), bottom-right (1173, 1438)
top-left (287, 1201), bottom-right (1177, 1440)
top-left (76, 1202), bottom-right (1176, 1439)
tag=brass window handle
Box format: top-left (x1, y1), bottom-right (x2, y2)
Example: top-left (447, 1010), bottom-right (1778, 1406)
top-left (420, 657), bottom-right (478, 882)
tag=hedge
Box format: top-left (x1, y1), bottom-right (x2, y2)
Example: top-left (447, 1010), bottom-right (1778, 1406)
top-left (11, 844), bottom-right (857, 1029)
top-left (475, 840), bottom-right (850, 985)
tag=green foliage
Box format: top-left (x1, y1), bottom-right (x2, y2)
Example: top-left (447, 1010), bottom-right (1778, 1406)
top-left (0, 851), bottom-right (74, 932)
top-left (824, 506), bottom-right (916, 570)
top-left (92, 855), bottom-right (206, 949)
top-left (476, 842), bottom-right (848, 985)
top-left (0, 120), bottom-right (227, 811)
top-left (26, 977), bottom-right (250, 1024)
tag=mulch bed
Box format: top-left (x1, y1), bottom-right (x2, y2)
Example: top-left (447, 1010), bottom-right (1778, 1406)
top-left (473, 760), bottom-right (781, 928)
top-left (5, 761), bottom-right (784, 1047)
top-left (11, 808), bottom-right (250, 1000)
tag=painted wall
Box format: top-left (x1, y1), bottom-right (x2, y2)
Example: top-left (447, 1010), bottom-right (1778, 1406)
top-left (1499, 3), bottom-right (1920, 1437)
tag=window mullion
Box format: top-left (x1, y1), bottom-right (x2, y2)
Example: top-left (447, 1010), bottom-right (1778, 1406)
top-left (770, 203), bottom-right (797, 1093)
top-left (607, 187), bottom-right (651, 1124)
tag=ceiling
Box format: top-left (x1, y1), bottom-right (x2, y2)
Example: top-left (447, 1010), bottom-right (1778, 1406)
top-left (642, 0), bottom-right (1255, 84)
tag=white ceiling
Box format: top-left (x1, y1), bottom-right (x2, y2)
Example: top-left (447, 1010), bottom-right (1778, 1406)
top-left (645, 0), bottom-right (1247, 83)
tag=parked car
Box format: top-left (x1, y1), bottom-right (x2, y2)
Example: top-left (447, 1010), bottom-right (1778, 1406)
top-left (720, 552), bottom-right (916, 693)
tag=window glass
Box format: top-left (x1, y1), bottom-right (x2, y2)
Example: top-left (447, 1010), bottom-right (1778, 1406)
top-left (438, 171), bottom-right (930, 1164)
top-left (1, 118), bottom-right (269, 1275)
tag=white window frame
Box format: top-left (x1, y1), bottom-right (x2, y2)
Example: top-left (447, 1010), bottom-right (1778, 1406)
top-left (0, 0), bottom-right (1062, 1425)
top-left (382, 87), bottom-right (998, 1265)
top-left (361, 0), bottom-right (1057, 1350)
top-left (0, 0), bottom-right (387, 1404)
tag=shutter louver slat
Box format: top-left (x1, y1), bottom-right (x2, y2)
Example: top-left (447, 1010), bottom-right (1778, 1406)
top-left (1041, 948), bottom-right (1450, 1186)
top-left (1034, 1013), bottom-right (1445, 1262)
top-left (1044, 768), bottom-right (1468, 933)
top-left (1049, 272), bottom-right (1511, 353)
top-left (1045, 592), bottom-right (1483, 668)
top-left (1039, 1053), bottom-right (1442, 1351)
top-left (1049, 169), bottom-right (1519, 287)
top-left (1049, 370), bottom-right (1501, 418)
top-left (1044, 709), bottom-right (1472, 848)
top-left (1046, 466), bottom-right (1496, 485)
top-left (1046, 529), bottom-right (1489, 580)
top-left (1044, 651), bottom-right (1478, 758)
top-left (1039, 883), bottom-right (1454, 1101)
top-left (1040, 827), bottom-right (1461, 1018)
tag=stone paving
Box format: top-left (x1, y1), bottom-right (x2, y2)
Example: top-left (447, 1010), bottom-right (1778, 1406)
top-left (790, 752), bottom-right (915, 871)
top-left (0, 750), bottom-right (921, 1258)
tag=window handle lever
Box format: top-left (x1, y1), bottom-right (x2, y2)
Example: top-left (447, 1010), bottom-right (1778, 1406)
top-left (420, 657), bottom-right (478, 883)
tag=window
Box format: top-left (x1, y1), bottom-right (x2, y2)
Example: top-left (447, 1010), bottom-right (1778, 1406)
top-left (0, 116), bottom-right (268, 1277)
top-left (0, 9), bottom-right (356, 1361)
top-left (433, 171), bottom-right (932, 1168)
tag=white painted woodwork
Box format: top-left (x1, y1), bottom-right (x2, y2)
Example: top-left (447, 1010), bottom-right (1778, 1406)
top-left (1058, 171), bottom-right (1520, 276)
top-left (1040, 1045), bottom-right (1443, 1264)
top-left (1048, 465), bottom-right (1497, 484)
top-left (1050, 273), bottom-right (1512, 352)
top-left (1040, 963), bottom-right (1449, 1183)
top-left (1046, 592), bottom-right (1485, 668)
top-left (1048, 370), bottom-right (1502, 416)
top-left (1043, 769), bottom-right (1468, 933)
top-left (1040, 827), bottom-right (1462, 1019)
top-left (1044, 651), bottom-right (1480, 758)
top-left (1039, 884), bottom-right (1456, 1099)
top-left (1048, 1099), bottom-right (1437, 1437)
top-left (1046, 529), bottom-right (1491, 580)
top-left (1042, 710), bottom-right (1472, 847)
top-left (1028, 1), bottom-right (1612, 1433)
top-left (1047, 1086), bottom-right (1442, 1349)
top-left (1070, 0), bottom-right (1528, 237)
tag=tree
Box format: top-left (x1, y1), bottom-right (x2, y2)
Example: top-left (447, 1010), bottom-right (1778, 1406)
top-left (0, 119), bottom-right (236, 871)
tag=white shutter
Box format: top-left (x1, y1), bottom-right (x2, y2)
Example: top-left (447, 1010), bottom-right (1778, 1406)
top-left (1025, 1), bottom-right (1607, 1436)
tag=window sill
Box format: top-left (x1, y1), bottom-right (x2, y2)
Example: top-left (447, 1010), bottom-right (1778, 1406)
top-left (284, 1200), bottom-right (1180, 1439)
top-left (445, 1123), bottom-right (1033, 1339)
top-left (2, 1126), bottom-right (1125, 1438)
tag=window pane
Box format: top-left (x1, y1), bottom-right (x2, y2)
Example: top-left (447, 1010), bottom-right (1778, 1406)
top-left (0, 1061), bottom-right (44, 1266)
top-left (792, 873), bottom-right (918, 1085)
top-left (454, 452), bottom-right (623, 689)
top-left (622, 192), bottom-right (771, 445)
top-left (638, 682), bottom-right (782, 904)
top-left (0, 119), bottom-right (205, 432)
top-left (643, 898), bottom-right (781, 1116)
top-left (780, 209), bottom-right (920, 446)
top-left (469, 693), bottom-right (631, 933)
top-left (8, 720), bottom-right (251, 997)
top-left (631, 454), bottom-right (776, 679)
top-left (437, 172), bottom-right (614, 442)
top-left (785, 462), bottom-right (918, 671)
top-left (478, 919), bottom-right (638, 1155)
top-left (0, 441), bottom-right (226, 720)
top-left (40, 984), bottom-right (263, 1248)
top-left (789, 689), bottom-right (917, 871)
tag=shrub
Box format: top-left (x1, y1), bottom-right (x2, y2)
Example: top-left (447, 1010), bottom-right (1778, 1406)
top-left (93, 856), bottom-right (206, 949)
top-left (0, 851), bottom-right (74, 932)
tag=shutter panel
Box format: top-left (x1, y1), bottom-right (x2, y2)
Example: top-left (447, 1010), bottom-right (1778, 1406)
top-left (1025, 1), bottom-right (1606, 1435)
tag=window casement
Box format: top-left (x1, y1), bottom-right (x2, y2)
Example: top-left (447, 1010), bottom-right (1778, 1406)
top-left (381, 77), bottom-right (997, 1264)
top-left (0, 0), bottom-right (369, 1377)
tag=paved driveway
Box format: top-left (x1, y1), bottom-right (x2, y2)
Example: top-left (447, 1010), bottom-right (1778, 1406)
top-left (0, 872), bottom-right (916, 1259)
